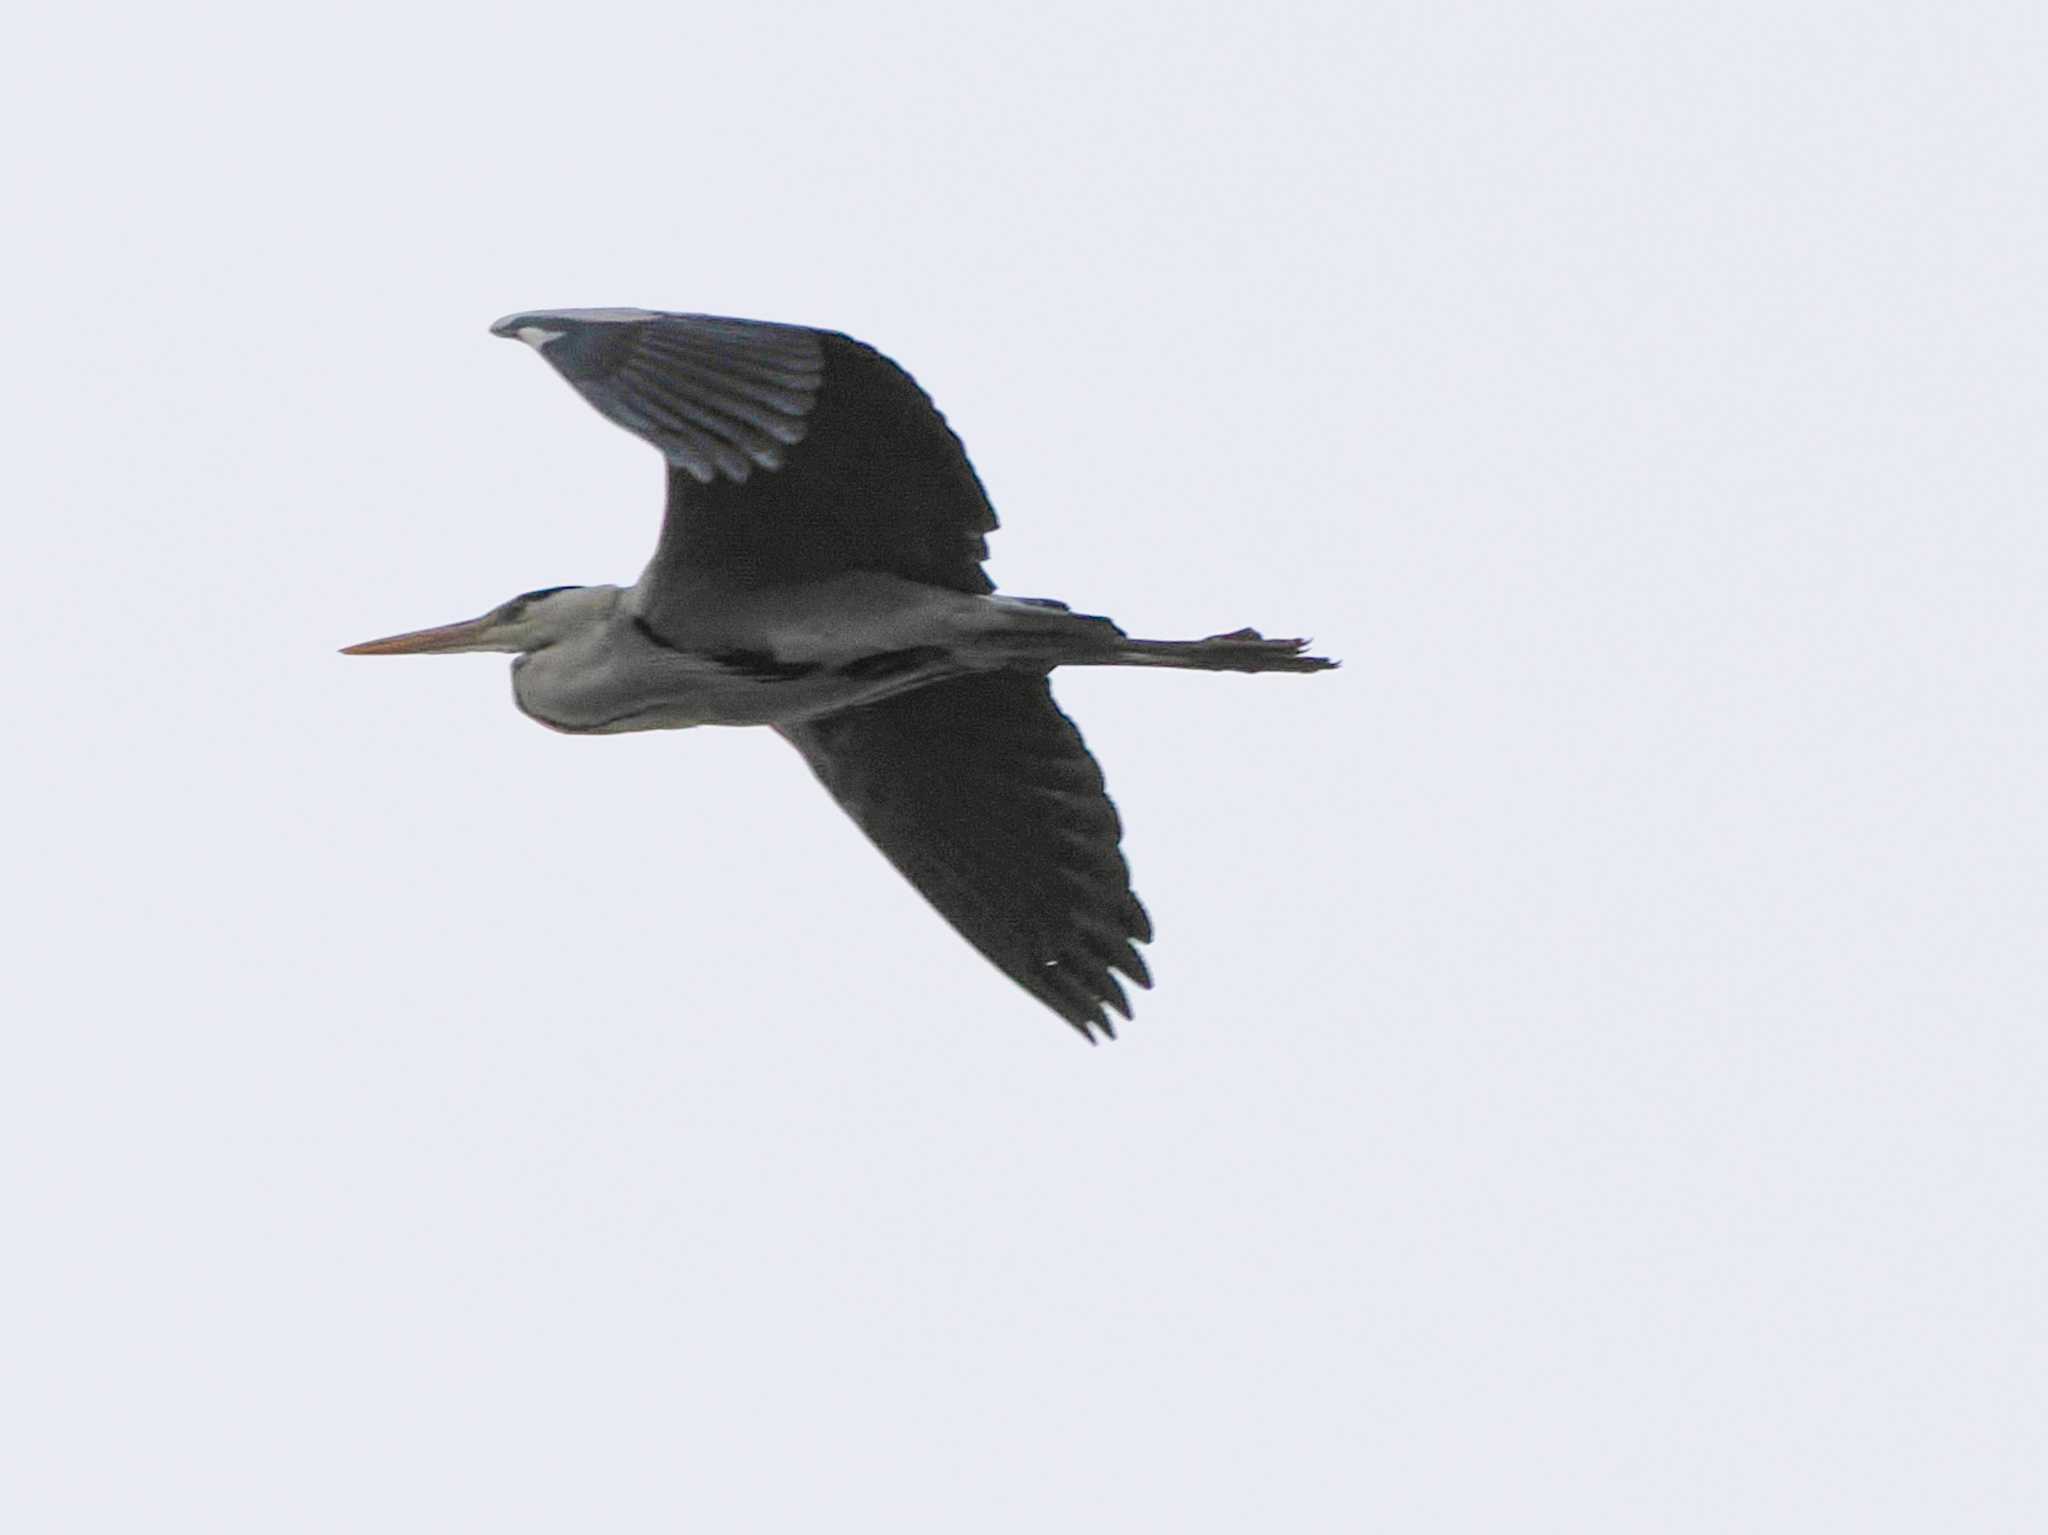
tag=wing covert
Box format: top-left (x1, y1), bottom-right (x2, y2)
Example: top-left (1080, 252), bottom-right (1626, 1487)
top-left (493, 308), bottom-right (999, 604)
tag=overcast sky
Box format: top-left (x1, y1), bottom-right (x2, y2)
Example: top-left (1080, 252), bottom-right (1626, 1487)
top-left (8, 2), bottom-right (2044, 1530)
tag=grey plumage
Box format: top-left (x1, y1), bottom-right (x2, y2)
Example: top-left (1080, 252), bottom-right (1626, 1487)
top-left (346, 309), bottom-right (1335, 1039)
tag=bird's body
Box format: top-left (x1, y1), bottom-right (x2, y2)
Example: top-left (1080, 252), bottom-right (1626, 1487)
top-left (347, 309), bottom-right (1334, 1038)
top-left (501, 576), bottom-right (1103, 733)
top-left (502, 577), bottom-right (960, 733)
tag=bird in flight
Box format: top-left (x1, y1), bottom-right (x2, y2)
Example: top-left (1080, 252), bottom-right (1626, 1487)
top-left (345, 309), bottom-right (1334, 1039)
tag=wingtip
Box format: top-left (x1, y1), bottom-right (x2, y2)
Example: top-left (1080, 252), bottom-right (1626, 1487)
top-left (1061, 1007), bottom-right (1118, 1044)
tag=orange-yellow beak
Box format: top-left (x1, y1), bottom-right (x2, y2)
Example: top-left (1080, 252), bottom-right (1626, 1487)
top-left (339, 613), bottom-right (501, 656)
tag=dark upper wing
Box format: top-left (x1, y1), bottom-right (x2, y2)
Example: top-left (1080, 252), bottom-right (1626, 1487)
top-left (491, 309), bottom-right (998, 613)
top-left (779, 673), bottom-right (1153, 1040)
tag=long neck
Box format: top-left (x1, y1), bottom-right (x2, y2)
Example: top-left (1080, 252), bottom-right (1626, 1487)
top-left (509, 586), bottom-right (637, 733)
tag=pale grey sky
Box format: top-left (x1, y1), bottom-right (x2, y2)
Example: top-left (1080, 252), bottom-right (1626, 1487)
top-left (7, 2), bottom-right (2044, 1530)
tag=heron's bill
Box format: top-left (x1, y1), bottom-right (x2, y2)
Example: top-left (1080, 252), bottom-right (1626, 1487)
top-left (340, 614), bottom-right (498, 655)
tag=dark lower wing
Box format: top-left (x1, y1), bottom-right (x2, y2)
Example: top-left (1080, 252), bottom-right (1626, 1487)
top-left (780, 674), bottom-right (1152, 1039)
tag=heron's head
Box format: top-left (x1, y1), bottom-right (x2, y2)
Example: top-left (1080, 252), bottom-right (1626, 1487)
top-left (341, 585), bottom-right (612, 657)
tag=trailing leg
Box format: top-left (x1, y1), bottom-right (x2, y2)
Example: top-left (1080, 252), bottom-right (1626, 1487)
top-left (964, 595), bottom-right (1337, 674)
top-left (1094, 627), bottom-right (1337, 674)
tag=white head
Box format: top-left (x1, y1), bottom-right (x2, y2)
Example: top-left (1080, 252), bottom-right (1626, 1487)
top-left (341, 585), bottom-right (618, 656)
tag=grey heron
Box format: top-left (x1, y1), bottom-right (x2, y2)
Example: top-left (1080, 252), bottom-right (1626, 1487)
top-left (345, 309), bottom-right (1334, 1039)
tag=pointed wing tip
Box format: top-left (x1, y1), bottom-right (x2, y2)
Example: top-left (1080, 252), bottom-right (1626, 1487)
top-left (1048, 945), bottom-right (1154, 1042)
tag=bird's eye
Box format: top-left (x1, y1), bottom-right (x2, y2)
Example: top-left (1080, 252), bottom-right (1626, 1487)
top-left (501, 585), bottom-right (576, 619)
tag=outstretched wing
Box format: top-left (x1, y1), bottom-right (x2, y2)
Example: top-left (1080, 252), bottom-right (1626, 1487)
top-left (779, 674), bottom-right (1153, 1040)
top-left (491, 309), bottom-right (998, 629)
